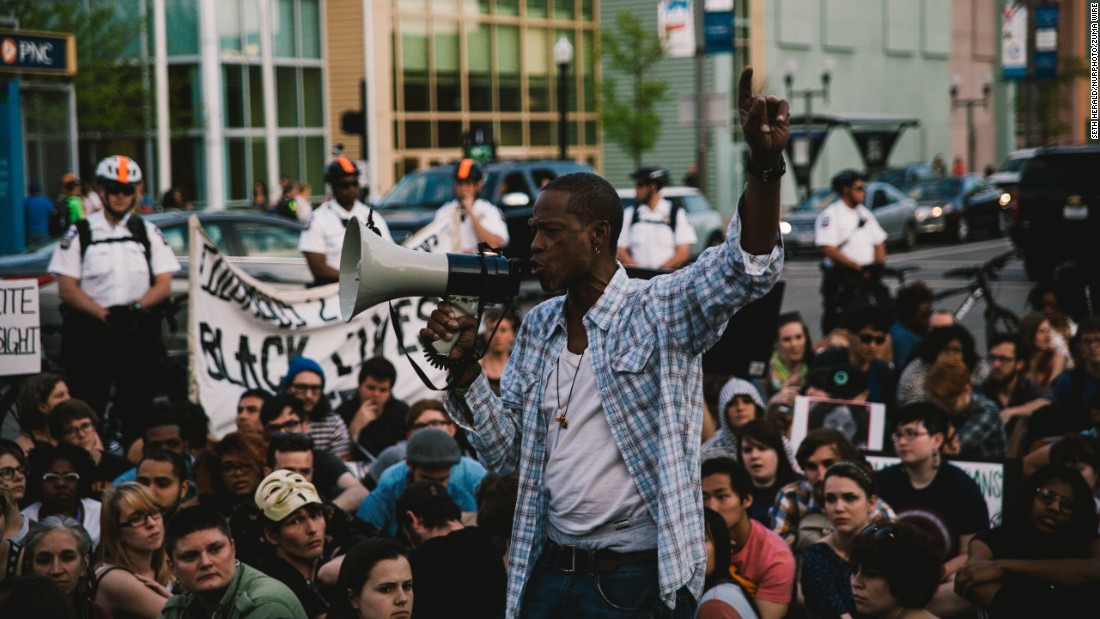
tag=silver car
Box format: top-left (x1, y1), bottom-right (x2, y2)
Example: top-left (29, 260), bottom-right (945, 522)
top-left (779, 182), bottom-right (919, 254)
top-left (616, 186), bottom-right (725, 260)
top-left (0, 211), bottom-right (312, 363)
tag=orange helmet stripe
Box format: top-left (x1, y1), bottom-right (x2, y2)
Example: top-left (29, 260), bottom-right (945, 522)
top-left (118, 157), bottom-right (130, 184)
top-left (337, 157), bottom-right (355, 174)
top-left (457, 158), bottom-right (475, 180)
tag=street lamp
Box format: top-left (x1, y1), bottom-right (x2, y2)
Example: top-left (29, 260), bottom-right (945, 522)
top-left (950, 75), bottom-right (992, 174)
top-left (783, 59), bottom-right (833, 200)
top-left (554, 36), bottom-right (574, 161)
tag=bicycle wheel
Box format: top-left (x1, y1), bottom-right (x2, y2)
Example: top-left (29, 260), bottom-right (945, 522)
top-left (984, 304), bottom-right (1019, 343)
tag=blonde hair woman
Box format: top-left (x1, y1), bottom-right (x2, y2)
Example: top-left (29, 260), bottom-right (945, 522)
top-left (94, 483), bottom-right (172, 619)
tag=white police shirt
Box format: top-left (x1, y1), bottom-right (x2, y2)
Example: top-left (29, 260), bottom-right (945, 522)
top-left (48, 211), bottom-right (180, 308)
top-left (298, 199), bottom-right (393, 271)
top-left (814, 199), bottom-right (887, 267)
top-left (617, 198), bottom-right (697, 269)
top-left (432, 198), bottom-right (510, 254)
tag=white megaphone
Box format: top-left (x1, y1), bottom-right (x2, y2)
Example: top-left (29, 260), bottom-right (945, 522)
top-left (339, 218), bottom-right (524, 355)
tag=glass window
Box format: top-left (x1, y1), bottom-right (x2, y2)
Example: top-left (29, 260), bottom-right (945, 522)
top-left (224, 65), bottom-right (246, 127)
top-left (243, 1), bottom-right (262, 56)
top-left (274, 0), bottom-right (297, 57)
top-left (682, 195), bottom-right (709, 213)
top-left (468, 24), bottom-right (493, 112)
top-left (500, 121), bottom-right (523, 146)
top-left (166, 0), bottom-right (199, 55)
top-left (438, 121), bottom-right (463, 148)
top-left (201, 224), bottom-right (227, 250)
top-left (528, 0), bottom-right (548, 18)
top-left (401, 19), bottom-right (430, 111)
top-left (169, 64), bottom-right (200, 130)
top-left (226, 138), bottom-right (248, 201)
top-left (497, 26), bottom-right (521, 112)
top-left (530, 121), bottom-right (552, 146)
top-left (304, 136), bottom-right (325, 190)
top-left (218, 0), bottom-right (242, 53)
top-left (248, 67), bottom-right (265, 128)
top-left (159, 223), bottom-right (188, 255)
top-left (251, 137), bottom-right (269, 197)
top-left (582, 30), bottom-right (595, 112)
top-left (554, 0), bottom-right (574, 20)
top-left (171, 137), bottom-right (202, 203)
top-left (406, 121), bottom-right (432, 149)
top-left (277, 67), bottom-right (299, 127)
top-left (279, 137), bottom-right (302, 181)
top-left (434, 21), bottom-right (460, 112)
top-left (526, 28), bottom-right (549, 112)
top-left (235, 221), bottom-right (302, 257)
top-left (300, 0), bottom-right (322, 58)
top-left (496, 0), bottom-right (519, 16)
top-left (302, 68), bottom-right (324, 126)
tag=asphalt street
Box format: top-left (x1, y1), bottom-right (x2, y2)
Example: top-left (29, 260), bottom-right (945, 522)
top-left (780, 236), bottom-right (1032, 352)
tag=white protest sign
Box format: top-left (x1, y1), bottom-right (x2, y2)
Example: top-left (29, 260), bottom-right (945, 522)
top-left (0, 278), bottom-right (42, 376)
top-left (188, 216), bottom-right (454, 438)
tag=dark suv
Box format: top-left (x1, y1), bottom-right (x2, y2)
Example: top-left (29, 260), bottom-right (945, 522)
top-left (374, 159), bottom-right (595, 260)
top-left (1009, 145), bottom-right (1100, 280)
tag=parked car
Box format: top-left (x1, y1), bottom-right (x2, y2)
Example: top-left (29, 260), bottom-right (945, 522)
top-left (615, 186), bottom-right (725, 261)
top-left (373, 159), bottom-right (595, 260)
top-left (0, 211), bottom-right (311, 363)
top-left (987, 147), bottom-right (1040, 193)
top-left (1009, 145), bottom-right (1100, 280)
top-left (906, 174), bottom-right (1005, 242)
top-left (779, 182), bottom-right (919, 254)
top-left (870, 163), bottom-right (936, 191)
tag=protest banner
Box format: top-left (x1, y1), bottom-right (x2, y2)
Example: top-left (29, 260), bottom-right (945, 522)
top-left (188, 215), bottom-right (455, 438)
top-left (0, 278), bottom-right (42, 376)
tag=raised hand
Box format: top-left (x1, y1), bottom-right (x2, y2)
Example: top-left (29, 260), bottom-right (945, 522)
top-left (737, 66), bottom-right (790, 166)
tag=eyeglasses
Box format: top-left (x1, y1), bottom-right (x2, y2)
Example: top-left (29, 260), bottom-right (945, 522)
top-left (290, 383), bottom-right (323, 395)
top-left (858, 333), bottom-right (887, 345)
top-left (119, 510), bottom-right (164, 529)
top-left (411, 419), bottom-right (453, 431)
top-left (858, 524), bottom-right (895, 540)
top-left (1035, 487), bottom-right (1076, 514)
top-left (266, 420), bottom-right (303, 434)
top-left (219, 461), bottom-right (257, 474)
top-left (105, 181), bottom-right (136, 196)
top-left (988, 354), bottom-right (1017, 364)
top-left (61, 421), bottom-right (96, 437)
top-left (0, 466), bottom-right (26, 480)
top-left (43, 472), bottom-right (80, 483)
top-left (891, 429), bottom-right (929, 442)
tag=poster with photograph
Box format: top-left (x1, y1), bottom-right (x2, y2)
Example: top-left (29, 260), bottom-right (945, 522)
top-left (791, 395), bottom-right (886, 452)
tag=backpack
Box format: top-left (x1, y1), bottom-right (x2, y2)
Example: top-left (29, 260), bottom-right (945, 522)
top-left (48, 199), bottom-right (70, 237)
top-left (630, 199), bottom-right (682, 234)
top-left (74, 215), bottom-right (155, 287)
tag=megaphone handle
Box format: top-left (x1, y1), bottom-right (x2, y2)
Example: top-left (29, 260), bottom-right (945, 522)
top-left (431, 295), bottom-right (481, 355)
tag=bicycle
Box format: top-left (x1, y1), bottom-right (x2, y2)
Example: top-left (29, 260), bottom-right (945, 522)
top-left (931, 249), bottom-right (1020, 344)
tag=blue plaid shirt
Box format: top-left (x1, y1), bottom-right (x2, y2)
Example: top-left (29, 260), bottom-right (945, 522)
top-left (445, 207), bottom-right (783, 616)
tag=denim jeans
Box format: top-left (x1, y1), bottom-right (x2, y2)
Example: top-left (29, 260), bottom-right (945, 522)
top-left (521, 552), bottom-right (697, 618)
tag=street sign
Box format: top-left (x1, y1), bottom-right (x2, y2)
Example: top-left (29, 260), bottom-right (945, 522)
top-left (0, 29), bottom-right (77, 76)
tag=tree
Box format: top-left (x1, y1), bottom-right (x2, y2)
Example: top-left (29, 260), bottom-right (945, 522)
top-left (598, 12), bottom-right (670, 167)
top-left (6, 0), bottom-right (145, 141)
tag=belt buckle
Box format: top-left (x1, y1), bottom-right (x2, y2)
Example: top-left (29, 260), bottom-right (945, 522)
top-left (561, 544), bottom-right (577, 573)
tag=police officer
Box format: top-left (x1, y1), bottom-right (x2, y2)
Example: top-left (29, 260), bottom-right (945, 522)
top-left (815, 169), bottom-right (888, 334)
top-left (299, 157), bottom-right (393, 285)
top-left (432, 158), bottom-right (508, 254)
top-left (48, 155), bottom-right (180, 445)
top-left (617, 165), bottom-right (697, 270)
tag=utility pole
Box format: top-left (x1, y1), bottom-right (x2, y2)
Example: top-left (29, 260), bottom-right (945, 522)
top-left (951, 76), bottom-right (991, 173)
top-left (783, 59), bottom-right (832, 200)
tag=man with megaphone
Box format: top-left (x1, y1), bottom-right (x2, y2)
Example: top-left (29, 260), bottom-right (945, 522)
top-left (416, 67), bottom-right (788, 619)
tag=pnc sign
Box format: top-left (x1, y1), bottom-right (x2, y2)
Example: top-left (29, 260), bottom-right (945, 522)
top-left (0, 30), bottom-right (77, 77)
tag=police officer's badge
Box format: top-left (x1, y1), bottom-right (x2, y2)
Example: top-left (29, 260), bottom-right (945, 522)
top-left (820, 215), bottom-right (830, 228)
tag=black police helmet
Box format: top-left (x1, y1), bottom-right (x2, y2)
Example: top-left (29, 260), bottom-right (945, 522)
top-left (629, 165), bottom-right (670, 189)
top-left (831, 169), bottom-right (866, 194)
top-left (325, 157), bottom-right (360, 184)
top-left (454, 158), bottom-right (485, 183)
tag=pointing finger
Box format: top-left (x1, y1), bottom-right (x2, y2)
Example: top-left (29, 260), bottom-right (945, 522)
top-left (737, 66), bottom-right (755, 106)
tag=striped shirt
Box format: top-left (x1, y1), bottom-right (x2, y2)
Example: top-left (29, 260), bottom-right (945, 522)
top-left (309, 412), bottom-right (351, 460)
top-left (445, 204), bottom-right (783, 616)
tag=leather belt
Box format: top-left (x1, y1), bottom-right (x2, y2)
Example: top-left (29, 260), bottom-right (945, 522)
top-left (542, 540), bottom-right (658, 574)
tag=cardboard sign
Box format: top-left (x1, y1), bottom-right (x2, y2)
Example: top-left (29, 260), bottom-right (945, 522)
top-left (790, 395), bottom-right (887, 452)
top-left (0, 278), bottom-right (42, 376)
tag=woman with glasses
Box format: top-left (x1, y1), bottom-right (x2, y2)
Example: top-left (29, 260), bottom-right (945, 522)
top-left (14, 372), bottom-right (70, 455)
top-left (0, 440), bottom-right (29, 541)
top-left (848, 522), bottom-right (944, 619)
top-left (21, 443), bottom-right (101, 547)
top-left (800, 460), bottom-right (883, 619)
top-left (93, 483), bottom-right (172, 619)
top-left (874, 403), bottom-right (989, 617)
top-left (955, 465), bottom-right (1100, 617)
top-left (192, 432), bottom-right (266, 518)
top-left (21, 515), bottom-right (107, 619)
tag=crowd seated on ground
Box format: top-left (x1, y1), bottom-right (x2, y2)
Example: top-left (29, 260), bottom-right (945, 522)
top-left (2, 269), bottom-right (1099, 619)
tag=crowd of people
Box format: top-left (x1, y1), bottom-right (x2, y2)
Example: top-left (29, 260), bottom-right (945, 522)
top-left (5, 64), bottom-right (1099, 619)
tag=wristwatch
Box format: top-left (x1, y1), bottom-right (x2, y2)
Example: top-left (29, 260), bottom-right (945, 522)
top-left (746, 157), bottom-right (787, 182)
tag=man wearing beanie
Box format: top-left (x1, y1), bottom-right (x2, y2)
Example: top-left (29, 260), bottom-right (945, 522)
top-left (282, 356), bottom-right (352, 459)
top-left (355, 428), bottom-right (480, 537)
top-left (255, 470), bottom-right (331, 619)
